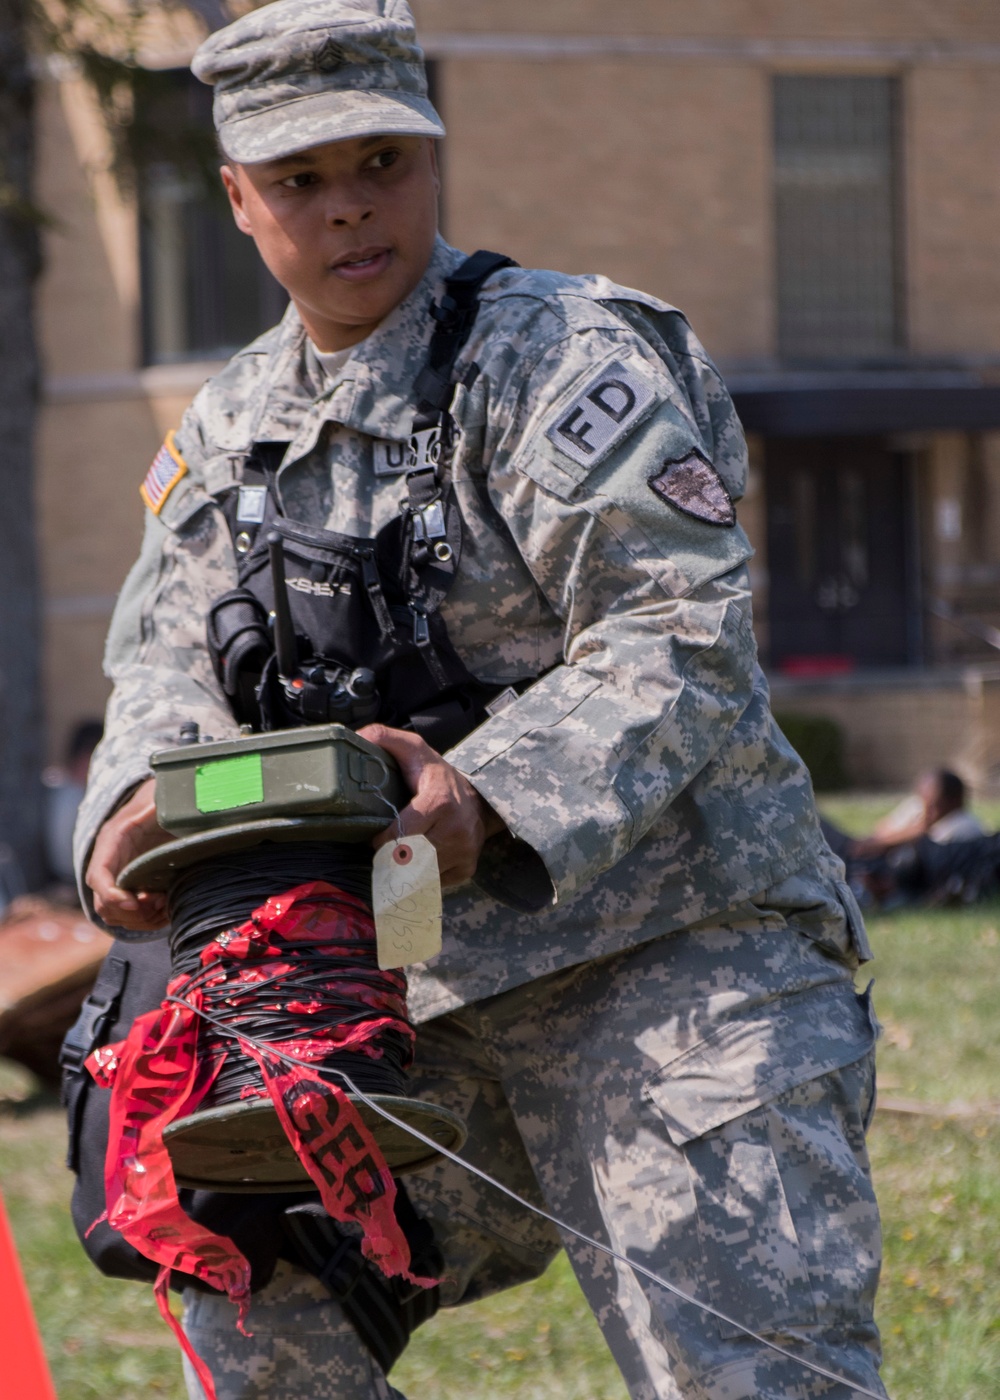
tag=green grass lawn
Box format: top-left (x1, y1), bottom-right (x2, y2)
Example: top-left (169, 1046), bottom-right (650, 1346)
top-left (2, 802), bottom-right (999, 1398)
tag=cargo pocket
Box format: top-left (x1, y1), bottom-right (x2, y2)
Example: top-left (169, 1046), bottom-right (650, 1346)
top-left (642, 978), bottom-right (876, 1339)
top-left (835, 879), bottom-right (875, 965)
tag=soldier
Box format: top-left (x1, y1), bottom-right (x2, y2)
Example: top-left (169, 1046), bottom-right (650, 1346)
top-left (69, 2), bottom-right (889, 1397)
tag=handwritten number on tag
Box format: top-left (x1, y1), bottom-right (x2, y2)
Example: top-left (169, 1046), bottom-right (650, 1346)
top-left (373, 835), bottom-right (442, 969)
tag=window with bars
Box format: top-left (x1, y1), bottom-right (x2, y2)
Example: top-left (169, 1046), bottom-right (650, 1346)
top-left (138, 64), bottom-right (443, 365)
top-left (139, 70), bottom-right (287, 364)
top-left (773, 74), bottom-right (904, 363)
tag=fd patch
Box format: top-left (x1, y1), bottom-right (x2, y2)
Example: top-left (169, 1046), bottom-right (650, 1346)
top-left (140, 431), bottom-right (188, 515)
top-left (546, 360), bottom-right (658, 469)
top-left (649, 450), bottom-right (735, 527)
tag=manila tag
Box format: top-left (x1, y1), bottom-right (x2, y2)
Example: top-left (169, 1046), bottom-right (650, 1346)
top-left (373, 835), bottom-right (443, 969)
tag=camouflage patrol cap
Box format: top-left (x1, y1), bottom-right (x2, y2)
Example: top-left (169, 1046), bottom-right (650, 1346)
top-left (191, 0), bottom-right (444, 164)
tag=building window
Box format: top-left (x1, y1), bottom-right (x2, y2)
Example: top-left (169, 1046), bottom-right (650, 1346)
top-left (773, 74), bottom-right (903, 363)
top-left (139, 70), bottom-right (287, 365)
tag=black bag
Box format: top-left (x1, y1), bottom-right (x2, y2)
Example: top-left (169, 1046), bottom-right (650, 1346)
top-left (62, 939), bottom-right (293, 1291)
top-left (62, 938), bottom-right (170, 1283)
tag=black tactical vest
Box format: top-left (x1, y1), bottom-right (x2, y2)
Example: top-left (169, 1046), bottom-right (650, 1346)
top-left (206, 251), bottom-right (518, 753)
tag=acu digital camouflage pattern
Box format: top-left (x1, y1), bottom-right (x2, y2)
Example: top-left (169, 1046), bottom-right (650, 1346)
top-left (182, 1261), bottom-right (403, 1400)
top-left (179, 891), bottom-right (886, 1400)
top-left (75, 231), bottom-right (890, 1396)
top-left (192, 0), bottom-right (444, 165)
top-left (76, 235), bottom-right (831, 1021)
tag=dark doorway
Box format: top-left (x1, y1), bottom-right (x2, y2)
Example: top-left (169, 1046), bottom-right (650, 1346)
top-left (765, 437), bottom-right (918, 669)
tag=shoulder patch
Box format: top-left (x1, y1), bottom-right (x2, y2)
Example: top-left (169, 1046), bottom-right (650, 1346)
top-left (546, 360), bottom-right (659, 469)
top-left (140, 431), bottom-right (188, 515)
top-left (649, 450), bottom-right (735, 527)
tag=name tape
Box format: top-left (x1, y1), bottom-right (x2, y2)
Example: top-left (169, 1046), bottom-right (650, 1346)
top-left (375, 427), bottom-right (443, 477)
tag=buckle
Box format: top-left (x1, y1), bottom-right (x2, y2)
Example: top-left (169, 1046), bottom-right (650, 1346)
top-left (429, 294), bottom-right (458, 325)
top-left (412, 501), bottom-right (446, 543)
top-left (410, 604), bottom-right (431, 648)
top-left (59, 994), bottom-right (115, 1074)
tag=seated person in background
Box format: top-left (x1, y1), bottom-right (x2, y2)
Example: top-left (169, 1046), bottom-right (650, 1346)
top-left (862, 769), bottom-right (984, 850)
top-left (822, 768), bottom-right (984, 863)
top-left (823, 769), bottom-right (996, 910)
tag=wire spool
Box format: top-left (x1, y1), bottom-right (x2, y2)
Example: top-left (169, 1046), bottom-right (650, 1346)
top-left (111, 726), bottom-right (465, 1193)
top-left (128, 841), bottom-right (464, 1192)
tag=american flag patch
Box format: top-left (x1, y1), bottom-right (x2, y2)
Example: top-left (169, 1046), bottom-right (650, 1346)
top-left (140, 431), bottom-right (188, 514)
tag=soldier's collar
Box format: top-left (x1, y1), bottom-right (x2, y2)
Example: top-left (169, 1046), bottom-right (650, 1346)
top-left (248, 303), bottom-right (322, 446)
top-left (344, 237), bottom-right (466, 441)
top-left (259, 237), bottom-right (467, 459)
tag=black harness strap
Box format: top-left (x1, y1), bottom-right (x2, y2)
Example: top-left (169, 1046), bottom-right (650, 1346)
top-left (222, 441), bottom-right (289, 562)
top-left (357, 547), bottom-right (395, 642)
top-left (60, 953), bottom-right (130, 1172)
top-left (412, 250), bottom-right (519, 425)
top-left (399, 251), bottom-right (519, 689)
top-left (206, 251), bottom-right (526, 746)
top-left (281, 1187), bottom-right (443, 1375)
top-left (59, 954), bottom-right (129, 1078)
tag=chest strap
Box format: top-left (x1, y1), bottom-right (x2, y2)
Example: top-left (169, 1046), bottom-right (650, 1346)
top-left (412, 249), bottom-right (519, 426)
top-left (224, 440), bottom-right (289, 562)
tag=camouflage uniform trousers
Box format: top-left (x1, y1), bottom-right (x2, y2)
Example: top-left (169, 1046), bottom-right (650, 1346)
top-left (182, 875), bottom-right (887, 1400)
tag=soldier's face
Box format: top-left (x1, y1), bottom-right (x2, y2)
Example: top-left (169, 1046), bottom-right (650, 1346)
top-left (221, 135), bottom-right (440, 351)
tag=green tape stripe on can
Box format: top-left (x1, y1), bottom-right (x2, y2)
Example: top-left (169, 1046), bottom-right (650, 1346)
top-left (195, 753), bottom-right (264, 813)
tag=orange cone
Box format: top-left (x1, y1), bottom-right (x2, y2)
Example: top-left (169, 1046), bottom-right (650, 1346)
top-left (0, 1189), bottom-right (58, 1398)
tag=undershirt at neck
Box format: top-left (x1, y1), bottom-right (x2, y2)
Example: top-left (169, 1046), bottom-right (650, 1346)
top-left (310, 343), bottom-right (355, 380)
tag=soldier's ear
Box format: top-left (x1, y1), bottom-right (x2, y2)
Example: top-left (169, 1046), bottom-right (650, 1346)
top-left (428, 139), bottom-right (441, 197)
top-left (220, 164), bottom-right (254, 237)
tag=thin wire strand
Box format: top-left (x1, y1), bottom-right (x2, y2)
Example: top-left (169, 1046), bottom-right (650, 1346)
top-left (362, 780), bottom-right (404, 840)
top-left (166, 992), bottom-right (886, 1400)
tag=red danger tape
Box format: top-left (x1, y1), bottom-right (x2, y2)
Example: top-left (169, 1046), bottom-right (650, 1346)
top-left (89, 993), bottom-right (247, 1399)
top-left (243, 1042), bottom-right (434, 1287)
top-left (87, 882), bottom-right (433, 1399)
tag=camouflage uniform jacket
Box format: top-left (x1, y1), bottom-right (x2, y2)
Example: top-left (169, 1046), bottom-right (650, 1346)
top-left (76, 237), bottom-right (828, 1022)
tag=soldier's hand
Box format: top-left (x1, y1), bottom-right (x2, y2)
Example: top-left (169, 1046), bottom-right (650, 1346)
top-left (358, 725), bottom-right (506, 887)
top-left (86, 778), bottom-right (172, 931)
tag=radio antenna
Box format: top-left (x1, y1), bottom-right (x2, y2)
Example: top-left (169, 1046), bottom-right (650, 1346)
top-left (267, 531), bottom-right (299, 679)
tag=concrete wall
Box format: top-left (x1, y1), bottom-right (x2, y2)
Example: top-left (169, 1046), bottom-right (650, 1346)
top-left (771, 669), bottom-right (1000, 793)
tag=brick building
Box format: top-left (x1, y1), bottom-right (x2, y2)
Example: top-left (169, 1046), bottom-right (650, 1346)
top-left (34, 0), bottom-right (1000, 786)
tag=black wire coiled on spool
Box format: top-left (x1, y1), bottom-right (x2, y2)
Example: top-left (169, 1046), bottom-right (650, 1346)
top-left (167, 842), bottom-right (412, 1108)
